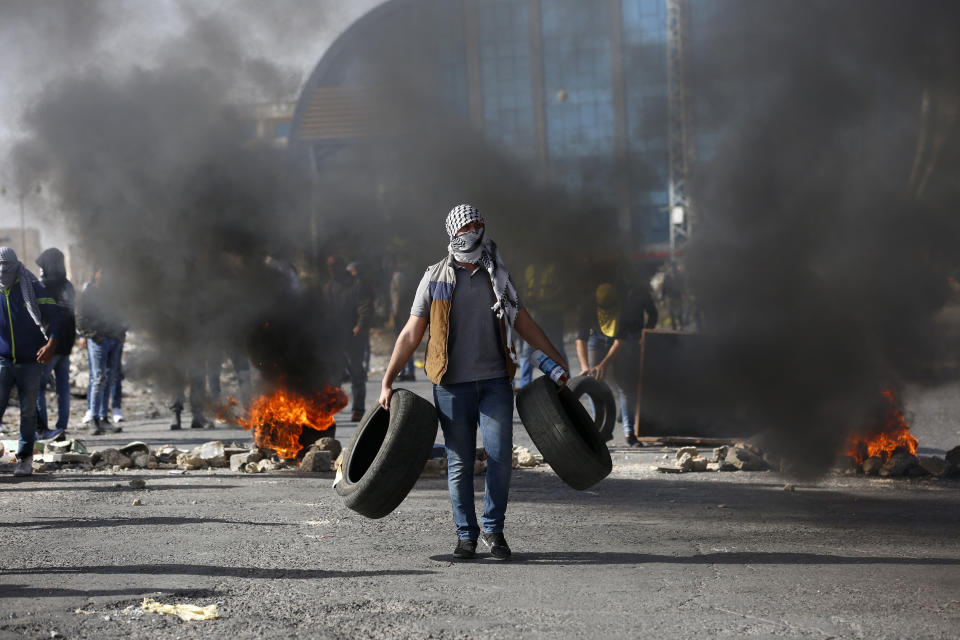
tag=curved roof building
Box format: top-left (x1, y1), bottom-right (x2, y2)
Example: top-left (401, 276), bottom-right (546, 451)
top-left (291, 0), bottom-right (710, 256)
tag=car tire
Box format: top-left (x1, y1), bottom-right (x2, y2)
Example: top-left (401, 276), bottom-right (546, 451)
top-left (516, 376), bottom-right (612, 490)
top-left (566, 375), bottom-right (617, 442)
top-left (335, 389), bottom-right (438, 518)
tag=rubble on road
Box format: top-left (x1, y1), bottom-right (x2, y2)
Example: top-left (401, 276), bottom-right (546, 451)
top-left (652, 438), bottom-right (959, 480)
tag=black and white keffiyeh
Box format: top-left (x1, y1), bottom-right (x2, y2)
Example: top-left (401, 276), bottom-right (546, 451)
top-left (0, 246), bottom-right (46, 337)
top-left (445, 205), bottom-right (521, 363)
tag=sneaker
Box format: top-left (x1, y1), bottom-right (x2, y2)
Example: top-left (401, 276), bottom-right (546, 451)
top-left (479, 532), bottom-right (512, 560)
top-left (81, 409), bottom-right (94, 424)
top-left (625, 434), bottom-right (639, 447)
top-left (37, 427), bottom-right (66, 442)
top-left (13, 456), bottom-right (33, 477)
top-left (112, 408), bottom-right (125, 423)
top-left (453, 538), bottom-right (477, 560)
top-left (88, 417), bottom-right (105, 436)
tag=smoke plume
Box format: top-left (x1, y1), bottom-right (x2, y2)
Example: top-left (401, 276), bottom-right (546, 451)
top-left (683, 0), bottom-right (960, 474)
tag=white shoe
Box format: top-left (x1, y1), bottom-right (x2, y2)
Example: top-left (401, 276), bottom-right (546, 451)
top-left (14, 456), bottom-right (33, 477)
top-left (82, 410), bottom-right (94, 424)
top-left (112, 408), bottom-right (125, 423)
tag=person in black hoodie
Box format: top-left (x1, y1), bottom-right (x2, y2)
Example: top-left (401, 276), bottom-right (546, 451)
top-left (35, 248), bottom-right (76, 441)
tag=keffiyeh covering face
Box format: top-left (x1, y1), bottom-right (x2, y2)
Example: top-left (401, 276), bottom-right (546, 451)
top-left (444, 204), bottom-right (521, 363)
top-left (0, 246), bottom-right (46, 336)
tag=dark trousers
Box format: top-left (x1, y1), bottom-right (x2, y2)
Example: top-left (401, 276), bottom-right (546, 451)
top-left (345, 332), bottom-right (368, 413)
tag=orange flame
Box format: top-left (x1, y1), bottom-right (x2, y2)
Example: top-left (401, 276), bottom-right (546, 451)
top-left (227, 385), bottom-right (347, 459)
top-left (845, 389), bottom-right (918, 465)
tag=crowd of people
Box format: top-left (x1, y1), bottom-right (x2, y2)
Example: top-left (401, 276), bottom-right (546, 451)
top-left (2, 228), bottom-right (697, 483)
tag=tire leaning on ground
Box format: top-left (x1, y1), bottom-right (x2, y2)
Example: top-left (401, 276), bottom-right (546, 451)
top-left (516, 376), bottom-right (613, 490)
top-left (566, 375), bottom-right (617, 442)
top-left (335, 389), bottom-right (438, 519)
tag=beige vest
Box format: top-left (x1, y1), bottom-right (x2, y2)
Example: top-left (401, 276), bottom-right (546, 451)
top-left (423, 255), bottom-right (517, 385)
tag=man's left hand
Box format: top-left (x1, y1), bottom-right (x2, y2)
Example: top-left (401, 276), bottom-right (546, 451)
top-left (36, 340), bottom-right (56, 364)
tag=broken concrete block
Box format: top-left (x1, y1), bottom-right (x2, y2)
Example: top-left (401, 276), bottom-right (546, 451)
top-left (300, 449), bottom-right (332, 472)
top-left (311, 437), bottom-right (342, 460)
top-left (676, 446), bottom-right (698, 461)
top-left (724, 447), bottom-right (767, 471)
top-left (257, 458), bottom-right (280, 473)
top-left (712, 446), bottom-right (729, 463)
top-left (195, 441), bottom-right (227, 468)
top-left (879, 452), bottom-right (918, 477)
top-left (243, 461), bottom-right (261, 473)
top-left (42, 452), bottom-right (92, 465)
top-left (862, 456), bottom-right (883, 475)
top-left (93, 449), bottom-right (133, 469)
top-left (513, 446), bottom-right (538, 468)
top-left (156, 446), bottom-right (185, 463)
top-left (678, 452), bottom-right (708, 472)
top-left (718, 460), bottom-right (738, 471)
top-left (229, 450), bottom-right (263, 471)
top-left (918, 456), bottom-right (946, 478)
top-left (706, 462), bottom-right (721, 471)
top-left (176, 453), bottom-right (206, 470)
top-left (119, 441), bottom-right (150, 458)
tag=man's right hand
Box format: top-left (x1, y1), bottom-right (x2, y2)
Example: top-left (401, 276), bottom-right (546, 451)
top-left (378, 384), bottom-right (392, 410)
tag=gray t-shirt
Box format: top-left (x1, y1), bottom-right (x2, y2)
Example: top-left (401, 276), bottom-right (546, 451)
top-left (411, 264), bottom-right (512, 385)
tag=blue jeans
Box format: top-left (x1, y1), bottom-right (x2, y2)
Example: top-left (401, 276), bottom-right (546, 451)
top-left (37, 354), bottom-right (70, 431)
top-left (87, 338), bottom-right (121, 419)
top-left (433, 376), bottom-right (514, 540)
top-left (110, 344), bottom-right (123, 410)
top-left (587, 334), bottom-right (636, 437)
top-left (0, 357), bottom-right (43, 457)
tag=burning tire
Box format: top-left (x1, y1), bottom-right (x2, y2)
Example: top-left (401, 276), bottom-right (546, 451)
top-left (335, 389), bottom-right (438, 519)
top-left (566, 375), bottom-right (616, 442)
top-left (516, 376), bottom-right (612, 490)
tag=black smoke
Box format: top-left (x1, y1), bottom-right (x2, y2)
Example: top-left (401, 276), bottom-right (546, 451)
top-left (10, 2), bottom-right (341, 396)
top-left (683, 0), bottom-right (960, 474)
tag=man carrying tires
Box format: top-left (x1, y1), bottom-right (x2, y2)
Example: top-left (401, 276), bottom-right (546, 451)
top-left (379, 204), bottom-right (568, 561)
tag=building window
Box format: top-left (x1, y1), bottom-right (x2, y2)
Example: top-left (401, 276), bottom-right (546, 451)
top-left (541, 0), bottom-right (615, 161)
top-left (478, 0), bottom-right (535, 158)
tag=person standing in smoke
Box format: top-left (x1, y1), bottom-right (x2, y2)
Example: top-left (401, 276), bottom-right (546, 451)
top-left (34, 248), bottom-right (76, 442)
top-left (76, 266), bottom-right (125, 436)
top-left (576, 277), bottom-right (657, 447)
top-left (379, 204), bottom-right (568, 560)
top-left (0, 247), bottom-right (64, 477)
top-left (323, 255), bottom-right (372, 422)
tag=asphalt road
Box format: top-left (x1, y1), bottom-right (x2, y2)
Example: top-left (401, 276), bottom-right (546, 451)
top-left (1, 376), bottom-right (958, 639)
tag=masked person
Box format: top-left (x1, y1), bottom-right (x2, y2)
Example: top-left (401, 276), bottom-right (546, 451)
top-left (0, 247), bottom-right (64, 476)
top-left (379, 204), bottom-right (568, 561)
top-left (34, 248), bottom-right (77, 442)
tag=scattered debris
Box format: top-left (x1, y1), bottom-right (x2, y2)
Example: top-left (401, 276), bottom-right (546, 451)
top-left (512, 446), bottom-right (539, 468)
top-left (419, 458), bottom-right (447, 478)
top-left (300, 449), bottom-right (333, 472)
top-left (132, 498), bottom-right (143, 506)
top-left (141, 598), bottom-right (219, 621)
top-left (229, 450), bottom-right (263, 471)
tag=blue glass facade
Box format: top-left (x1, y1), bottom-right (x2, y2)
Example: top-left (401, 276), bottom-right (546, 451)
top-left (294, 0), bottom-right (681, 253)
top-left (477, 0), bottom-right (535, 158)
